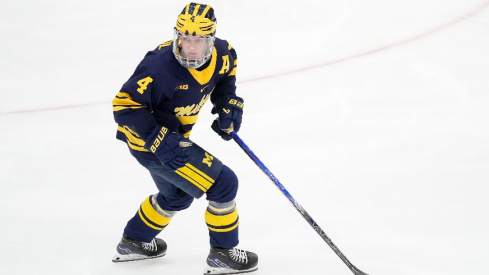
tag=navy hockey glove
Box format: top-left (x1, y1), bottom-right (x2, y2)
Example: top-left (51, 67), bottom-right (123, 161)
top-left (145, 126), bottom-right (191, 170)
top-left (211, 96), bottom-right (244, 141)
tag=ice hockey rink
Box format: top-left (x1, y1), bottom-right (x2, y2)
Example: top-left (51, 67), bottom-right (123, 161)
top-left (1, 0), bottom-right (489, 274)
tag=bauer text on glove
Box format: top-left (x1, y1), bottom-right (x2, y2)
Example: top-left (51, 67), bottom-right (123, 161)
top-left (144, 126), bottom-right (191, 170)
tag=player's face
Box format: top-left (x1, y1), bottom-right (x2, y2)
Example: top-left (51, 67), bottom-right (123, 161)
top-left (173, 30), bottom-right (215, 69)
top-left (179, 35), bottom-right (208, 61)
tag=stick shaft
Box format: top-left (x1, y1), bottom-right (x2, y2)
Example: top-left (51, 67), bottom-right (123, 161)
top-left (230, 131), bottom-right (368, 275)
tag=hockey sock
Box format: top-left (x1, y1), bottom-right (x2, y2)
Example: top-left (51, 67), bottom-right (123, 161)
top-left (124, 194), bottom-right (176, 242)
top-left (205, 199), bottom-right (239, 248)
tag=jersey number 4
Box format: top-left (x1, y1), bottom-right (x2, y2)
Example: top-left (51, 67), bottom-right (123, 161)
top-left (137, 76), bottom-right (153, 94)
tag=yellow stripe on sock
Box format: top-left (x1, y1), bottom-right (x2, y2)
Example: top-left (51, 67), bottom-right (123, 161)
top-left (138, 208), bottom-right (164, 231)
top-left (207, 221), bottom-right (239, 233)
top-left (140, 197), bottom-right (172, 228)
top-left (205, 209), bottom-right (239, 229)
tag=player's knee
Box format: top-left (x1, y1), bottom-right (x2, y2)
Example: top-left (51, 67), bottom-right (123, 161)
top-left (206, 165), bottom-right (238, 203)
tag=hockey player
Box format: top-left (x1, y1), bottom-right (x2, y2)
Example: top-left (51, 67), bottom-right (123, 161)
top-left (111, 2), bottom-right (258, 274)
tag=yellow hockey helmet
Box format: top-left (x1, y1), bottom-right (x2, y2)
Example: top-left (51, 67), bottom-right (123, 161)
top-left (173, 3), bottom-right (217, 69)
top-left (175, 2), bottom-right (216, 36)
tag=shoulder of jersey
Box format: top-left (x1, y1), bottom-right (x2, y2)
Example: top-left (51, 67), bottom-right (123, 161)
top-left (214, 37), bottom-right (234, 53)
top-left (155, 40), bottom-right (174, 52)
top-left (139, 40), bottom-right (175, 68)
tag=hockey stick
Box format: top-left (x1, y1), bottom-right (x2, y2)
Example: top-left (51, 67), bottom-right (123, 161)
top-left (230, 131), bottom-right (368, 275)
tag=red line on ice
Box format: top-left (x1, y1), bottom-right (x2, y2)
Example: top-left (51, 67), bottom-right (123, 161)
top-left (2, 1), bottom-right (488, 116)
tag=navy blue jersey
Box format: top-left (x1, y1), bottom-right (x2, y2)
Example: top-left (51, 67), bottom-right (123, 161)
top-left (112, 38), bottom-right (238, 158)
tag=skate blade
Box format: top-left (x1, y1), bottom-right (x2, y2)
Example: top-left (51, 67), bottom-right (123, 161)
top-left (112, 252), bottom-right (165, 263)
top-left (203, 266), bottom-right (258, 275)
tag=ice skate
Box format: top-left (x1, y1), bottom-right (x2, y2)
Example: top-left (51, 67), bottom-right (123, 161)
top-left (204, 246), bottom-right (258, 274)
top-left (112, 235), bottom-right (167, 262)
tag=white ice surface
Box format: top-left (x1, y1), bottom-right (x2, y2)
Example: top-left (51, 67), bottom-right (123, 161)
top-left (1, 0), bottom-right (489, 274)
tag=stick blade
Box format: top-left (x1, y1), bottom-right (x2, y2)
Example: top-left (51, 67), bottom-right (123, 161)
top-left (351, 266), bottom-right (369, 275)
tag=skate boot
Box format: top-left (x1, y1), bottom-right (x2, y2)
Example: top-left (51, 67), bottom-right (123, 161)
top-left (112, 234), bottom-right (167, 262)
top-left (204, 246), bottom-right (258, 274)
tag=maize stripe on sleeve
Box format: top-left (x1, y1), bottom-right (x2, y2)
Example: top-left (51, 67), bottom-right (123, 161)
top-left (112, 92), bottom-right (147, 112)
